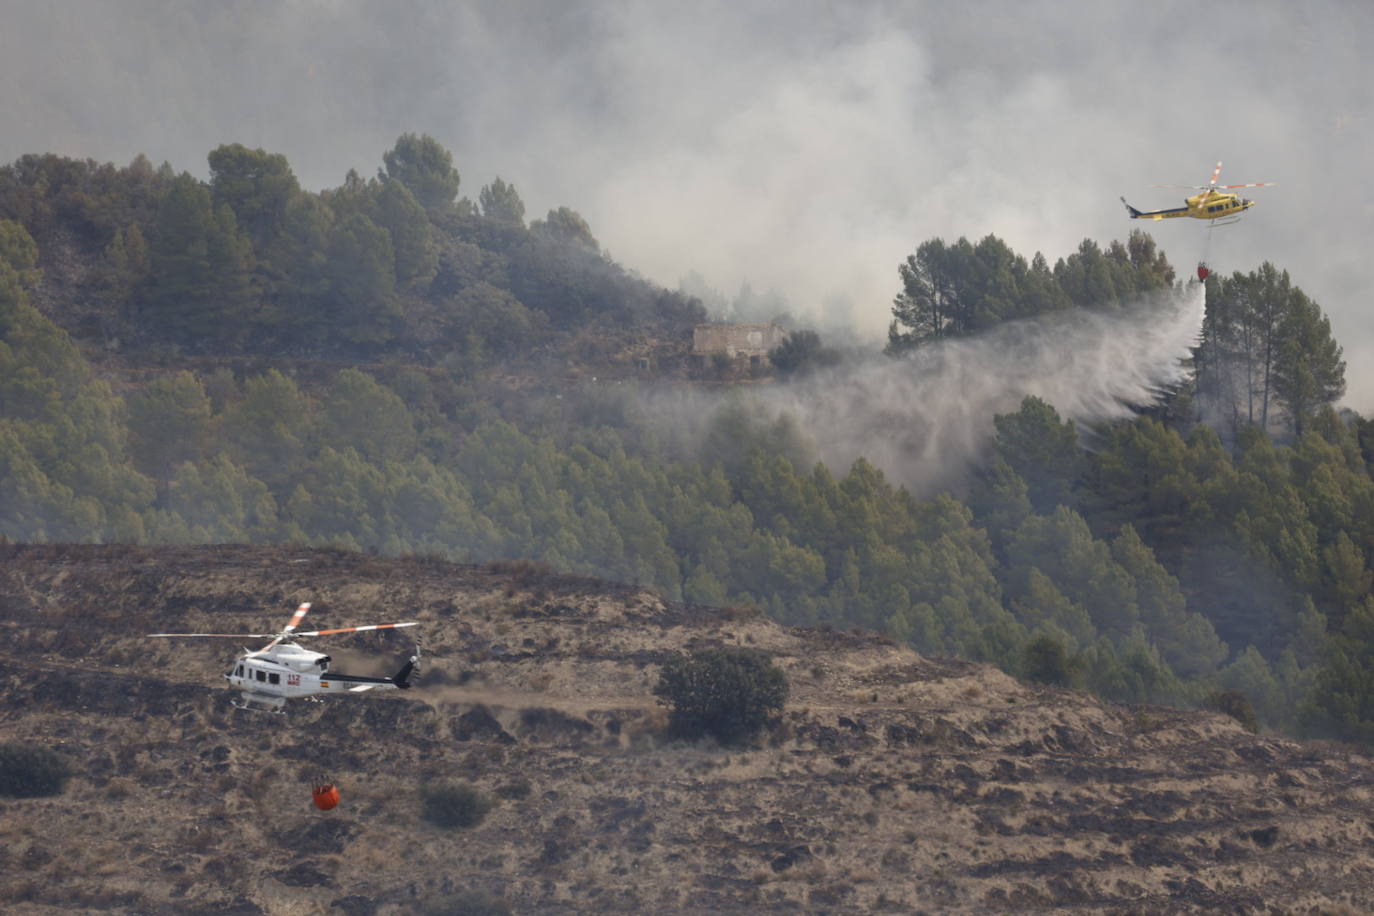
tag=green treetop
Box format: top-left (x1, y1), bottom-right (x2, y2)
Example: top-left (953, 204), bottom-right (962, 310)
top-left (381, 133), bottom-right (460, 210)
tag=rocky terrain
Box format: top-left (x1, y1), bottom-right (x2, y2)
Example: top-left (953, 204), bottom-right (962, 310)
top-left (1, 543), bottom-right (1372, 914)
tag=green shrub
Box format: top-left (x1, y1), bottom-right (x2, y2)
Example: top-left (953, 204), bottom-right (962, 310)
top-left (652, 647), bottom-right (788, 745)
top-left (0, 743), bottom-right (70, 798)
top-left (1207, 689), bottom-right (1259, 733)
top-left (1022, 634), bottom-right (1074, 686)
top-left (421, 782), bottom-right (494, 829)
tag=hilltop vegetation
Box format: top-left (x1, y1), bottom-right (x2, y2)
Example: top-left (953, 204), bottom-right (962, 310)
top-left (1, 136), bottom-right (1370, 746)
top-left (2, 134), bottom-right (704, 361)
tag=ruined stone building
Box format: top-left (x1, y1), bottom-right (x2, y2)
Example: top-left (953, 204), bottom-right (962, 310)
top-left (691, 322), bottom-right (788, 368)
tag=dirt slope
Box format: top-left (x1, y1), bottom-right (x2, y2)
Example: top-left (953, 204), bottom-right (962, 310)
top-left (0, 543), bottom-right (1372, 914)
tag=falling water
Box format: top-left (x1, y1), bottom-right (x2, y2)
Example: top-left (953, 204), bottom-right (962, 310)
top-left (760, 282), bottom-right (1208, 492)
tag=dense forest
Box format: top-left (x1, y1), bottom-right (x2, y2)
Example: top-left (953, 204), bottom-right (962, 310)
top-left (2, 135), bottom-right (1371, 746)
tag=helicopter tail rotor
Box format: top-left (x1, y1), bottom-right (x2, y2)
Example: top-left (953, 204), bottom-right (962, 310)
top-left (391, 654), bottom-right (420, 689)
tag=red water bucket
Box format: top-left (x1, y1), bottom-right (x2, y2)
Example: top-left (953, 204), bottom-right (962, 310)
top-left (312, 783), bottom-right (340, 811)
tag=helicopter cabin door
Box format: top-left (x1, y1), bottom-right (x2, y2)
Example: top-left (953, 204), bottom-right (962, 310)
top-left (242, 661), bottom-right (283, 692)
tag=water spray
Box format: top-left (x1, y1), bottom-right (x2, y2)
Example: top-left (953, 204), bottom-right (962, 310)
top-left (758, 283), bottom-right (1208, 493)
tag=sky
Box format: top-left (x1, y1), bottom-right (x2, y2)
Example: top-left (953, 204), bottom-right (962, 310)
top-left (4, 0), bottom-right (1373, 404)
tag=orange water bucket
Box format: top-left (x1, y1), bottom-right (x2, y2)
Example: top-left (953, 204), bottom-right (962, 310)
top-left (312, 783), bottom-right (340, 811)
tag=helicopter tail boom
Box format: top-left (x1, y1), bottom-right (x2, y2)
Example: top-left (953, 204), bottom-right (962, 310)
top-left (312, 654), bottom-right (419, 692)
top-left (1121, 196), bottom-right (1190, 220)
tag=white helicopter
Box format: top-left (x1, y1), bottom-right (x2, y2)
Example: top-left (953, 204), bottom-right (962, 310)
top-left (149, 603), bottom-right (420, 712)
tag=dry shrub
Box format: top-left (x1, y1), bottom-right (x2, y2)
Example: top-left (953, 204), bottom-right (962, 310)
top-left (180, 824), bottom-right (216, 853)
top-left (492, 558), bottom-right (550, 587)
top-left (623, 707), bottom-right (670, 745)
top-left (768, 718), bottom-right (796, 747)
top-left (722, 603), bottom-right (763, 621)
top-left (419, 889), bottom-right (512, 915)
top-left (787, 859), bottom-right (828, 885)
top-left (0, 743), bottom-right (70, 797)
top-left (421, 782), bottom-right (495, 829)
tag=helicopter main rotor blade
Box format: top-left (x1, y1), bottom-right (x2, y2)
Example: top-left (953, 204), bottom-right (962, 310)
top-left (282, 602), bottom-right (311, 633)
top-left (291, 622), bottom-right (420, 637)
top-left (1152, 162), bottom-right (1269, 196)
top-left (258, 602), bottom-right (314, 650)
top-left (147, 632), bottom-right (277, 638)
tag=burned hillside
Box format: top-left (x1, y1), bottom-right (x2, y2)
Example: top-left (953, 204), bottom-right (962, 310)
top-left (0, 544), bottom-right (1371, 914)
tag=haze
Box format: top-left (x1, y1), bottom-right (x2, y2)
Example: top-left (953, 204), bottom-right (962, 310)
top-left (4, 1), bottom-right (1371, 401)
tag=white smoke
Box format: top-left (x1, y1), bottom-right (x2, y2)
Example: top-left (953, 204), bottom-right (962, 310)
top-left (755, 282), bottom-right (1207, 492)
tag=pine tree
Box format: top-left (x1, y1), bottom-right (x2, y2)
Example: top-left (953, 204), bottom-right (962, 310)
top-left (993, 396), bottom-right (1081, 513)
top-left (479, 177), bottom-right (526, 226)
top-left (888, 238), bottom-right (962, 351)
top-left (222, 370), bottom-right (314, 492)
top-left (319, 369), bottom-right (417, 464)
top-left (321, 212), bottom-right (397, 346)
top-left (1303, 597), bottom-right (1374, 745)
top-left (1271, 286), bottom-right (1345, 437)
top-left (374, 178), bottom-right (436, 287)
top-left (143, 174), bottom-right (257, 346)
top-left (206, 143), bottom-right (300, 248)
top-left (125, 371), bottom-right (213, 488)
top-left (381, 133), bottom-right (460, 210)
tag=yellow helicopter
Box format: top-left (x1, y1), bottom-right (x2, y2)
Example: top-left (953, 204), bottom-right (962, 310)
top-left (1121, 161), bottom-right (1276, 226)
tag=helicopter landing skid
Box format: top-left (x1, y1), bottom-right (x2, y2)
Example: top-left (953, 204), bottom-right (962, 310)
top-left (231, 692), bottom-right (287, 714)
